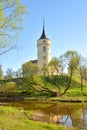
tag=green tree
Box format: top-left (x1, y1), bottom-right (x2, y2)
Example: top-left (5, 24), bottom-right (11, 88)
top-left (0, 0), bottom-right (27, 55)
top-left (21, 61), bottom-right (56, 96)
top-left (62, 50), bottom-right (80, 95)
top-left (48, 57), bottom-right (61, 75)
top-left (22, 61), bottom-right (38, 77)
top-left (41, 66), bottom-right (49, 75)
top-left (78, 56), bottom-right (87, 90)
top-left (48, 57), bottom-right (62, 96)
top-left (59, 54), bottom-right (66, 74)
top-left (0, 65), bottom-right (3, 79)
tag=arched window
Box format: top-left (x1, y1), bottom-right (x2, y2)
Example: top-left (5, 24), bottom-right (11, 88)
top-left (43, 46), bottom-right (46, 52)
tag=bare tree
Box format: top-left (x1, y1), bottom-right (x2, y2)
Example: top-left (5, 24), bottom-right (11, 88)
top-left (5, 68), bottom-right (13, 80)
top-left (14, 68), bottom-right (22, 78)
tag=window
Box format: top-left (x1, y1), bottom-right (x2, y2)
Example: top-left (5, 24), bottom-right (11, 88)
top-left (43, 46), bottom-right (46, 52)
top-left (43, 40), bottom-right (46, 42)
top-left (43, 55), bottom-right (46, 59)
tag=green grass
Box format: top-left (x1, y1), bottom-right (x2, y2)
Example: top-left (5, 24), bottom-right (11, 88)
top-left (0, 106), bottom-right (77, 130)
top-left (0, 74), bottom-right (87, 101)
top-left (41, 75), bottom-right (87, 102)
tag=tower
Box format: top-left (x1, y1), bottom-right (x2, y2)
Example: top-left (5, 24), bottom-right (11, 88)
top-left (37, 21), bottom-right (51, 70)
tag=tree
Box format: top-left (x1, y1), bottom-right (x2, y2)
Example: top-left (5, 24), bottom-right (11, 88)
top-left (59, 55), bottom-right (66, 74)
top-left (0, 65), bottom-right (3, 79)
top-left (14, 68), bottom-right (22, 78)
top-left (61, 50), bottom-right (80, 95)
top-left (21, 61), bottom-right (56, 96)
top-left (48, 57), bottom-right (62, 96)
top-left (78, 56), bottom-right (87, 90)
top-left (41, 66), bottom-right (49, 75)
top-left (48, 57), bottom-right (61, 75)
top-left (22, 61), bottom-right (38, 77)
top-left (0, 0), bottom-right (27, 55)
top-left (5, 68), bottom-right (13, 80)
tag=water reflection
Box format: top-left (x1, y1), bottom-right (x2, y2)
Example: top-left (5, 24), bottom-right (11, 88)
top-left (8, 100), bottom-right (87, 129)
top-left (57, 116), bottom-right (72, 126)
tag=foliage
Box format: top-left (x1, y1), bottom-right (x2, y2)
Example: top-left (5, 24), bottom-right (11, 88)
top-left (42, 75), bottom-right (69, 87)
top-left (21, 61), bottom-right (57, 96)
top-left (22, 61), bottom-right (38, 77)
top-left (41, 66), bottom-right (49, 75)
top-left (0, 81), bottom-right (17, 96)
top-left (18, 73), bottom-right (87, 97)
top-left (0, 73), bottom-right (87, 99)
top-left (20, 74), bottom-right (56, 97)
top-left (0, 0), bottom-right (27, 55)
top-left (48, 57), bottom-right (61, 75)
top-left (0, 65), bottom-right (3, 79)
top-left (0, 49), bottom-right (87, 98)
top-left (77, 55), bottom-right (87, 90)
top-left (60, 50), bottom-right (81, 95)
top-left (67, 90), bottom-right (87, 97)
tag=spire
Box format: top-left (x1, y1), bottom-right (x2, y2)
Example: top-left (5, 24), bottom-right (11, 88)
top-left (39, 18), bottom-right (49, 40)
top-left (43, 17), bottom-right (45, 30)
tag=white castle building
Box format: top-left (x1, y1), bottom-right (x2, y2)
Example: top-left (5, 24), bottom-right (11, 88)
top-left (30, 22), bottom-right (61, 75)
top-left (37, 23), bottom-right (51, 69)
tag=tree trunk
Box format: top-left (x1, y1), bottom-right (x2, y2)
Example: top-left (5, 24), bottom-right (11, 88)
top-left (81, 74), bottom-right (83, 91)
top-left (56, 85), bottom-right (61, 96)
top-left (61, 70), bottom-right (73, 96)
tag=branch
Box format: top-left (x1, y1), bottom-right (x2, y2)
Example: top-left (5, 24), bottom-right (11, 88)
top-left (0, 33), bottom-right (14, 38)
top-left (0, 3), bottom-right (14, 11)
top-left (0, 45), bottom-right (16, 55)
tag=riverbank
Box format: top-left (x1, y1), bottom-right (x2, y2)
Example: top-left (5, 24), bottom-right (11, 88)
top-left (0, 106), bottom-right (77, 130)
top-left (0, 95), bottom-right (87, 103)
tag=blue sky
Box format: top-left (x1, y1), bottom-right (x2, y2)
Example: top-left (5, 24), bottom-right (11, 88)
top-left (1, 0), bottom-right (87, 73)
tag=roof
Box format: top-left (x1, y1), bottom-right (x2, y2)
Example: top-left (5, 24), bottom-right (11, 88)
top-left (39, 26), bottom-right (49, 40)
top-left (39, 21), bottom-right (49, 40)
top-left (30, 60), bottom-right (37, 64)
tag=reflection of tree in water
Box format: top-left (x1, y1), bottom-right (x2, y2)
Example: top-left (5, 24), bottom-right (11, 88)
top-left (57, 115), bottom-right (72, 126)
top-left (8, 101), bottom-right (87, 129)
top-left (40, 103), bottom-right (87, 129)
top-left (82, 107), bottom-right (87, 129)
top-left (70, 107), bottom-right (82, 128)
top-left (39, 103), bottom-right (72, 124)
top-left (69, 106), bottom-right (87, 129)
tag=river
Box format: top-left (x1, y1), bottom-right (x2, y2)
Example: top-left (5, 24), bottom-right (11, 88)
top-left (3, 100), bottom-right (87, 129)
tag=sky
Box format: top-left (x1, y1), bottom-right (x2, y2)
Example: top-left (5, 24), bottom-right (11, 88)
top-left (1, 0), bottom-right (87, 74)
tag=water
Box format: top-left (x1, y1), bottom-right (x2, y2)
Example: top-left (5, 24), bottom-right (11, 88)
top-left (4, 100), bottom-right (87, 129)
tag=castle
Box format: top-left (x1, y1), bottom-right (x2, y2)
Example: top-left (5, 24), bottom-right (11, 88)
top-left (30, 21), bottom-right (51, 74)
top-left (30, 22), bottom-right (61, 75)
top-left (37, 22), bottom-right (51, 69)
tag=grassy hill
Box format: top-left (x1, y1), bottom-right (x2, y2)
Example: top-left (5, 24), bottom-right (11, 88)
top-left (0, 74), bottom-right (87, 100)
top-left (41, 74), bottom-right (87, 101)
